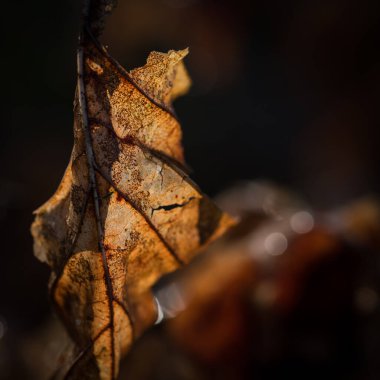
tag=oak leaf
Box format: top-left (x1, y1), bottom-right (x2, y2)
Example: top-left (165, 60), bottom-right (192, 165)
top-left (31, 27), bottom-right (233, 379)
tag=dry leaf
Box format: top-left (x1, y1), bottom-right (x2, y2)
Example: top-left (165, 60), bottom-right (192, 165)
top-left (31, 27), bottom-right (233, 380)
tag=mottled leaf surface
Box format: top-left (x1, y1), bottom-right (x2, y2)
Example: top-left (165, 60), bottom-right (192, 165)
top-left (31, 29), bottom-right (234, 380)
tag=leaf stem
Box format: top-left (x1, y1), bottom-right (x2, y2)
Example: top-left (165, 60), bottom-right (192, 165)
top-left (81, 0), bottom-right (118, 38)
top-left (77, 35), bottom-right (117, 380)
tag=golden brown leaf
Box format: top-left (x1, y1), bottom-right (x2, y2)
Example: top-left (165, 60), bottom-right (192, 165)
top-left (31, 27), bottom-right (233, 380)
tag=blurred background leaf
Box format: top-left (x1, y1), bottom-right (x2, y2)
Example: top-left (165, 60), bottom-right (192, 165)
top-left (2, 0), bottom-right (380, 378)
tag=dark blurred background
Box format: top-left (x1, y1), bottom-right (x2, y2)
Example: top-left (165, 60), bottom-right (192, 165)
top-left (1, 0), bottom-right (380, 378)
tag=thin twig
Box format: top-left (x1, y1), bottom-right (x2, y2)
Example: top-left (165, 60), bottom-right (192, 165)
top-left (82, 0), bottom-right (118, 38)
